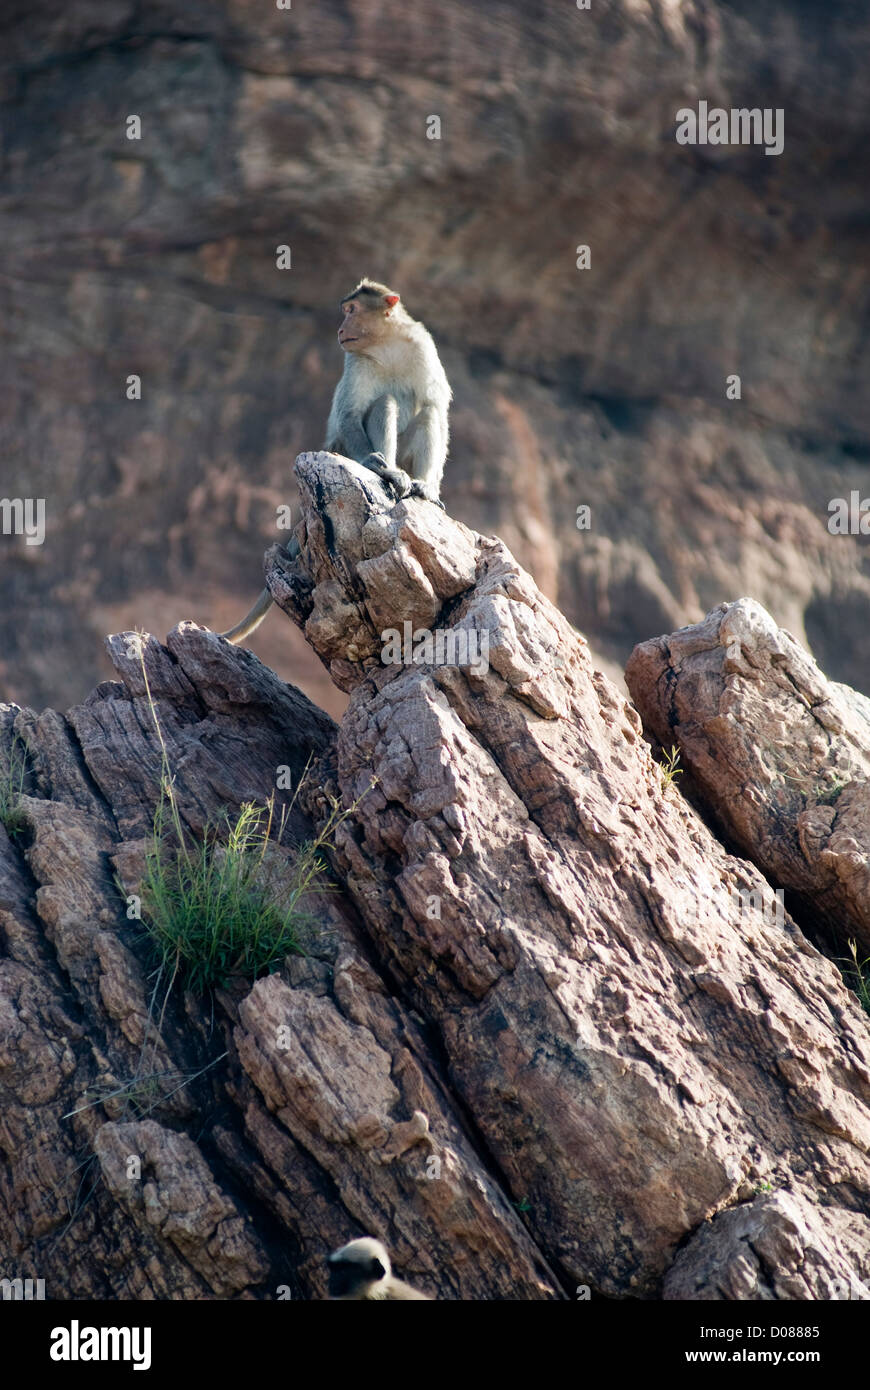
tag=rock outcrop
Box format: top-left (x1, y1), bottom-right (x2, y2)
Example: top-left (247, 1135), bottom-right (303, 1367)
top-left (2, 454), bottom-right (869, 1300)
top-left (664, 1189), bottom-right (870, 1302)
top-left (626, 598), bottom-right (870, 955)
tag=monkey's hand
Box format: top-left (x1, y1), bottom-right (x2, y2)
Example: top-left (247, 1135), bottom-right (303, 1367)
top-left (360, 451), bottom-right (388, 474)
top-left (382, 468), bottom-right (413, 499)
top-left (360, 453), bottom-right (412, 500)
top-left (408, 480), bottom-right (445, 509)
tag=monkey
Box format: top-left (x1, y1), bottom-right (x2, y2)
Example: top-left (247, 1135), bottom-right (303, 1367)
top-left (326, 1237), bottom-right (433, 1301)
top-left (221, 278), bottom-right (451, 645)
top-left (324, 277), bottom-right (451, 506)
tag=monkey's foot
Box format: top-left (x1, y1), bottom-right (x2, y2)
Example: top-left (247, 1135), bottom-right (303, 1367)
top-left (408, 481), bottom-right (445, 509)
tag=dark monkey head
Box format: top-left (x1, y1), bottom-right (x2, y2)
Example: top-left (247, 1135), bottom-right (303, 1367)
top-left (327, 1237), bottom-right (390, 1298)
top-left (337, 278), bottom-right (407, 353)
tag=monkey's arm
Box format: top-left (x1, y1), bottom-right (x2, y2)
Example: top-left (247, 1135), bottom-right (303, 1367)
top-left (329, 397), bottom-right (409, 498)
top-left (405, 404), bottom-right (446, 506)
top-left (360, 394), bottom-right (412, 497)
top-left (325, 368), bottom-right (411, 498)
top-left (364, 395), bottom-right (399, 468)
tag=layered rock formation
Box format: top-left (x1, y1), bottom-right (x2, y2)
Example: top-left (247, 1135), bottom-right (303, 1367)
top-left (627, 599), bottom-right (870, 956)
top-left (2, 454), bottom-right (868, 1299)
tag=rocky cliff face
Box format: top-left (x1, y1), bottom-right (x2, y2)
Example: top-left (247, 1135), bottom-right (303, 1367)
top-left (2, 455), bottom-right (869, 1300)
top-left (2, 0), bottom-right (869, 716)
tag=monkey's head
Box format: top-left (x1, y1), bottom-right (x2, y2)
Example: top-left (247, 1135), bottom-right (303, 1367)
top-left (337, 279), bottom-right (406, 353)
top-left (327, 1237), bottom-right (391, 1299)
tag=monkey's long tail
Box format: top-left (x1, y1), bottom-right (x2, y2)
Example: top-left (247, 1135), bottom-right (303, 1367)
top-left (220, 587), bottom-right (273, 644)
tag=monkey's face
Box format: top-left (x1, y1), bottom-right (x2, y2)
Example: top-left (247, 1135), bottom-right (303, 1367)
top-left (327, 1252), bottom-right (387, 1298)
top-left (338, 291), bottom-right (401, 353)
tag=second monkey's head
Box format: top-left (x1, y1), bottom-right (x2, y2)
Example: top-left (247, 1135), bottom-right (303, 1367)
top-left (337, 278), bottom-right (408, 353)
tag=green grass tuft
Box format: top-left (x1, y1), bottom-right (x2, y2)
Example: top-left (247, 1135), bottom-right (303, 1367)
top-left (0, 731), bottom-right (28, 839)
top-left (129, 630), bottom-right (355, 996)
top-left (140, 793), bottom-right (344, 994)
top-left (659, 744), bottom-right (683, 791)
top-left (841, 939), bottom-right (870, 1015)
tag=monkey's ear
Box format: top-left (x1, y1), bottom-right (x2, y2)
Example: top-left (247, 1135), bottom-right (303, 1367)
top-left (384, 294), bottom-right (400, 308)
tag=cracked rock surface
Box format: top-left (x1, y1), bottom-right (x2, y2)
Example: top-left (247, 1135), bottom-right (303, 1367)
top-left (1, 461), bottom-right (870, 1299)
top-left (626, 598), bottom-right (870, 956)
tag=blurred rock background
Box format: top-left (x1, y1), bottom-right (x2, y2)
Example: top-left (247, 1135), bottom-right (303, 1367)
top-left (1, 0), bottom-right (868, 719)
